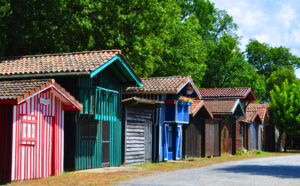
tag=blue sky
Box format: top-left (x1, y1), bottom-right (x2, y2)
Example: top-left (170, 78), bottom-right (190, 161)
top-left (211, 0), bottom-right (300, 78)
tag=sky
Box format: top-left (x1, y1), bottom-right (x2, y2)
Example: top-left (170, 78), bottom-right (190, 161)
top-left (211, 0), bottom-right (300, 78)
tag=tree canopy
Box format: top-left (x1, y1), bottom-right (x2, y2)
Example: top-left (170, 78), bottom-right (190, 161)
top-left (0, 0), bottom-right (299, 99)
top-left (269, 80), bottom-right (300, 150)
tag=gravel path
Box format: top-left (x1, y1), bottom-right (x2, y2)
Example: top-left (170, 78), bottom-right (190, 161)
top-left (117, 155), bottom-right (300, 186)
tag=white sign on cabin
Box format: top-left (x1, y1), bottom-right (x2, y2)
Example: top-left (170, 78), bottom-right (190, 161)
top-left (40, 98), bottom-right (50, 105)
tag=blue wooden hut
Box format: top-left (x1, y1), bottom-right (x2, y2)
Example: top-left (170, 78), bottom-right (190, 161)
top-left (123, 76), bottom-right (200, 161)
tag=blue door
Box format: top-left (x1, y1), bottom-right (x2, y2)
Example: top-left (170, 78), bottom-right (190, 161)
top-left (176, 124), bottom-right (182, 160)
top-left (164, 124), bottom-right (169, 160)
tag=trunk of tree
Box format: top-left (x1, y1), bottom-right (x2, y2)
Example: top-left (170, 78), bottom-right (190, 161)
top-left (277, 132), bottom-right (282, 152)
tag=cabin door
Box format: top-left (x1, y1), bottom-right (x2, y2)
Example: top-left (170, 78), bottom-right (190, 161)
top-left (144, 121), bottom-right (152, 163)
top-left (176, 124), bottom-right (182, 160)
top-left (205, 119), bottom-right (220, 157)
top-left (102, 121), bottom-right (110, 167)
top-left (221, 121), bottom-right (232, 154)
top-left (45, 116), bottom-right (54, 176)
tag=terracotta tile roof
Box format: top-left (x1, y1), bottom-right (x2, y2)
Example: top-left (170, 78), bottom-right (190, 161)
top-left (0, 50), bottom-right (141, 82)
top-left (245, 109), bottom-right (260, 123)
top-left (0, 79), bottom-right (82, 110)
top-left (189, 99), bottom-right (213, 118)
top-left (124, 76), bottom-right (200, 96)
top-left (246, 103), bottom-right (269, 122)
top-left (204, 100), bottom-right (237, 114)
top-left (199, 88), bottom-right (251, 99)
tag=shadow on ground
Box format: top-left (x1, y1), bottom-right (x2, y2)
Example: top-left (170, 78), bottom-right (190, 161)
top-left (217, 165), bottom-right (300, 179)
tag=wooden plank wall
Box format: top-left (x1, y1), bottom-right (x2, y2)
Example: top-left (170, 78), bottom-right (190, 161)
top-left (11, 92), bottom-right (64, 181)
top-left (123, 106), bottom-right (153, 165)
top-left (76, 67), bottom-right (122, 170)
top-left (203, 119), bottom-right (219, 157)
top-left (233, 116), bottom-right (245, 154)
top-left (248, 120), bottom-right (258, 151)
top-left (182, 114), bottom-right (202, 158)
top-left (0, 104), bottom-right (12, 181)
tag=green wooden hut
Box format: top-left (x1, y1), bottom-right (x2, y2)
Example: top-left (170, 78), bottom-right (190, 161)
top-left (0, 50), bottom-right (142, 170)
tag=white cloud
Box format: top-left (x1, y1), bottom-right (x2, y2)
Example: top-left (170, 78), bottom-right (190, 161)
top-left (277, 4), bottom-right (297, 29)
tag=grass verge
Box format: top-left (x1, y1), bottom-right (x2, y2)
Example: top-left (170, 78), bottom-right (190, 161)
top-left (5, 151), bottom-right (299, 186)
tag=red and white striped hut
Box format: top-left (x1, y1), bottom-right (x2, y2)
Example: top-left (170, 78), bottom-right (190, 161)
top-left (0, 79), bottom-right (82, 181)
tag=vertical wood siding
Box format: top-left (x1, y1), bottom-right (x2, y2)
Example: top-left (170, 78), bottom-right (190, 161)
top-left (0, 105), bottom-right (13, 181)
top-left (11, 92), bottom-right (64, 181)
top-left (76, 67), bottom-right (122, 169)
top-left (182, 115), bottom-right (202, 158)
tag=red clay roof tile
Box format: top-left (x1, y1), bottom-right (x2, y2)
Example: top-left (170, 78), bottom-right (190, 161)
top-left (199, 88), bottom-right (251, 99)
top-left (0, 79), bottom-right (82, 109)
top-left (0, 50), bottom-right (141, 82)
top-left (124, 76), bottom-right (200, 96)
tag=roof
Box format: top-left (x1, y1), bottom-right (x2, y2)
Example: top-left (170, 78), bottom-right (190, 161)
top-left (246, 103), bottom-right (269, 122)
top-left (124, 76), bottom-right (200, 98)
top-left (199, 88), bottom-right (256, 101)
top-left (245, 110), bottom-right (260, 123)
top-left (189, 99), bottom-right (213, 118)
top-left (0, 50), bottom-right (142, 87)
top-left (0, 79), bottom-right (82, 110)
top-left (204, 100), bottom-right (238, 114)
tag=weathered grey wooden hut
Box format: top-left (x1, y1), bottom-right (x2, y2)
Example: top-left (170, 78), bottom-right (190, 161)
top-left (122, 97), bottom-right (163, 165)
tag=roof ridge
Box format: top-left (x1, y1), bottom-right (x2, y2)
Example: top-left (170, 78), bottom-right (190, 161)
top-left (142, 75), bottom-right (190, 80)
top-left (1, 50), bottom-right (122, 59)
top-left (199, 87), bottom-right (250, 90)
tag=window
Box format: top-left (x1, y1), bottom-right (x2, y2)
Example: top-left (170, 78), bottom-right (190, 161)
top-left (168, 126), bottom-right (172, 148)
top-left (80, 121), bottom-right (98, 141)
top-left (20, 115), bottom-right (37, 145)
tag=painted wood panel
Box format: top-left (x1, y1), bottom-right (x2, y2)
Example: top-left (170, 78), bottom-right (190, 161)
top-left (248, 120), bottom-right (258, 151)
top-left (10, 92), bottom-right (64, 181)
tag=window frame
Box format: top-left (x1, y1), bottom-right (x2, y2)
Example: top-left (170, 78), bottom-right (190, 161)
top-left (20, 115), bottom-right (37, 146)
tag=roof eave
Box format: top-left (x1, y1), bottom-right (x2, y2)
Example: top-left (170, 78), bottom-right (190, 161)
top-left (0, 71), bottom-right (90, 80)
top-left (90, 54), bottom-right (143, 88)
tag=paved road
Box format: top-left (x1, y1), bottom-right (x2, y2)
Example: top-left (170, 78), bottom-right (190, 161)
top-left (117, 155), bottom-right (300, 186)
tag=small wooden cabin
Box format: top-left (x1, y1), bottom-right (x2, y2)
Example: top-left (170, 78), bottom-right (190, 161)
top-left (199, 88), bottom-right (256, 154)
top-left (182, 100), bottom-right (213, 158)
top-left (123, 76), bottom-right (200, 161)
top-left (242, 108), bottom-right (262, 151)
top-left (122, 97), bottom-right (163, 165)
top-left (204, 100), bottom-right (245, 155)
top-left (0, 79), bottom-right (82, 181)
top-left (0, 50), bottom-right (142, 170)
top-left (243, 103), bottom-right (270, 151)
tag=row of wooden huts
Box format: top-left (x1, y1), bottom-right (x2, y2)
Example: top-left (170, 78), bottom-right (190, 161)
top-left (0, 50), bottom-right (276, 182)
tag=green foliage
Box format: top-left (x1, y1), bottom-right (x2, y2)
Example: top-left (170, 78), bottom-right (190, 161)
top-left (246, 39), bottom-right (300, 80)
top-left (266, 68), bottom-right (297, 97)
top-left (236, 151), bottom-right (248, 156)
top-left (269, 80), bottom-right (300, 137)
top-left (0, 0), bottom-right (299, 100)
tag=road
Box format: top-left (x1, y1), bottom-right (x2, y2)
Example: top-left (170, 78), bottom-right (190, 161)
top-left (117, 155), bottom-right (300, 186)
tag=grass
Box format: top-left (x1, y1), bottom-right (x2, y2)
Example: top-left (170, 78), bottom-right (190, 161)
top-left (4, 151), bottom-right (300, 186)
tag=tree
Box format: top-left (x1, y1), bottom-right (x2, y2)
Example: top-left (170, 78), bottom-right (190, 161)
top-left (269, 80), bottom-right (300, 151)
top-left (246, 39), bottom-right (300, 79)
top-left (266, 68), bottom-right (297, 96)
